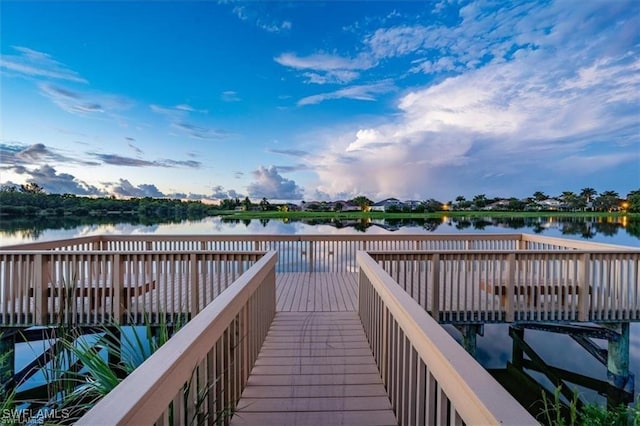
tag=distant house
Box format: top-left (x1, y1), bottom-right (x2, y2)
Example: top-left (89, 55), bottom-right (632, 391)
top-left (536, 198), bottom-right (563, 210)
top-left (300, 201), bottom-right (321, 211)
top-left (482, 199), bottom-right (510, 210)
top-left (330, 200), bottom-right (360, 212)
top-left (370, 198), bottom-right (403, 212)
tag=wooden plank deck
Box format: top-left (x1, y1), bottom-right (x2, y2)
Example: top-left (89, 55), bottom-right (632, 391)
top-left (230, 312), bottom-right (397, 426)
top-left (276, 272), bottom-right (358, 312)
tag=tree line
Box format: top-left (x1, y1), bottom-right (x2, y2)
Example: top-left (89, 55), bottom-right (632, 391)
top-left (0, 183), bottom-right (216, 220)
top-left (1, 183), bottom-right (639, 218)
top-left (449, 188), bottom-right (640, 212)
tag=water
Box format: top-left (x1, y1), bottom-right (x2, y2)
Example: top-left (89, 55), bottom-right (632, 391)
top-left (2, 214), bottom-right (638, 247)
top-left (2, 215), bottom-right (639, 410)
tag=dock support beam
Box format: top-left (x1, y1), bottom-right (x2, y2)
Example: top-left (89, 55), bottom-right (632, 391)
top-left (456, 324), bottom-right (483, 358)
top-left (604, 322), bottom-right (634, 398)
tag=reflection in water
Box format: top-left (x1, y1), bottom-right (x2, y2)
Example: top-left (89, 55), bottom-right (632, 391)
top-left (218, 215), bottom-right (639, 240)
top-left (2, 215), bottom-right (638, 243)
top-left (0, 215), bottom-right (186, 242)
top-left (1, 215), bottom-right (638, 249)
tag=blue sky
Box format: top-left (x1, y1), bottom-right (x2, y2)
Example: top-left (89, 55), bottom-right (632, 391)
top-left (1, 0), bottom-right (638, 203)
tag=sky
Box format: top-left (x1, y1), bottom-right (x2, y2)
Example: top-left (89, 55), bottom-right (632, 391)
top-left (1, 0), bottom-right (639, 203)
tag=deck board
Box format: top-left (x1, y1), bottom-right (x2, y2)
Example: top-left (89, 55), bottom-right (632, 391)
top-left (276, 272), bottom-right (357, 312)
top-left (230, 312), bottom-right (396, 426)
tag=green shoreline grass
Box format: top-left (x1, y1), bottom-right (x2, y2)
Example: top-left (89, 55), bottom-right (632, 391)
top-left (216, 210), bottom-right (639, 220)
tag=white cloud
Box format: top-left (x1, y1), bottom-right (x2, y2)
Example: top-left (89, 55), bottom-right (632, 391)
top-left (21, 165), bottom-right (104, 196)
top-left (275, 52), bottom-right (374, 85)
top-left (275, 52), bottom-right (373, 71)
top-left (230, 4), bottom-right (292, 33)
top-left (247, 166), bottom-right (304, 200)
top-left (297, 80), bottom-right (395, 106)
top-left (259, 20), bottom-right (292, 33)
top-left (221, 90), bottom-right (241, 102)
top-left (297, 1), bottom-right (639, 200)
top-left (303, 70), bottom-right (360, 85)
top-left (39, 83), bottom-right (132, 116)
top-left (365, 25), bottom-right (431, 59)
top-left (106, 179), bottom-right (165, 198)
top-left (1, 46), bottom-right (88, 83)
top-left (150, 103), bottom-right (225, 139)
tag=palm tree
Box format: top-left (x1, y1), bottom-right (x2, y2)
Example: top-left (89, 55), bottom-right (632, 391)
top-left (560, 191), bottom-right (586, 211)
top-left (594, 190), bottom-right (620, 212)
top-left (350, 195), bottom-right (373, 212)
top-left (242, 196), bottom-right (252, 211)
top-left (532, 191), bottom-right (548, 201)
top-left (626, 189), bottom-right (640, 212)
top-left (580, 187), bottom-right (597, 203)
top-left (20, 182), bottom-right (45, 194)
top-left (259, 197), bottom-right (270, 211)
top-left (472, 194), bottom-right (488, 208)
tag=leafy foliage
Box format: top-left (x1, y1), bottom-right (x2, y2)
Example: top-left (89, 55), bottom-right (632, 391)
top-left (538, 386), bottom-right (639, 426)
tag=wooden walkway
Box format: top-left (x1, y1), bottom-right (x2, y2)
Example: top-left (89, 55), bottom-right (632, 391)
top-left (276, 272), bottom-right (358, 312)
top-left (232, 273), bottom-right (395, 425)
top-left (230, 312), bottom-right (397, 426)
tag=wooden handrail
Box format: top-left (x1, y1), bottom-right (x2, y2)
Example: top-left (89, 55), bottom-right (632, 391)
top-left (77, 251), bottom-right (277, 425)
top-left (520, 233), bottom-right (637, 250)
top-left (2, 235), bottom-right (638, 326)
top-left (0, 251), bottom-right (266, 327)
top-left (368, 249), bottom-right (639, 323)
top-left (357, 251), bottom-right (538, 425)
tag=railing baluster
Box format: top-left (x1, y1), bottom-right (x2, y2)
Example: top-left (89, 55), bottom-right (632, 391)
top-left (431, 253), bottom-right (440, 320)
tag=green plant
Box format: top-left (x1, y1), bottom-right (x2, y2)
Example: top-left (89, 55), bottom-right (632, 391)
top-left (538, 386), bottom-right (639, 426)
top-left (12, 312), bottom-right (183, 424)
top-left (539, 385), bottom-right (579, 426)
top-left (0, 338), bottom-right (17, 412)
top-left (59, 314), bottom-right (182, 418)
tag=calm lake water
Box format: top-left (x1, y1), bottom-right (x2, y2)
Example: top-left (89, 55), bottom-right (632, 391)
top-left (2, 215), bottom-right (639, 409)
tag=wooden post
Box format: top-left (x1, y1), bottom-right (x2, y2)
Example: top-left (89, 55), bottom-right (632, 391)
top-left (456, 324), bottom-right (482, 358)
top-left (577, 253), bottom-right (590, 321)
top-left (605, 322), bottom-right (633, 394)
top-left (381, 305), bottom-right (388, 386)
top-left (34, 254), bottom-right (48, 325)
top-left (190, 254), bottom-right (199, 317)
top-left (505, 253), bottom-right (516, 322)
top-left (430, 254), bottom-right (440, 320)
top-left (511, 327), bottom-right (524, 368)
top-left (113, 254), bottom-right (122, 324)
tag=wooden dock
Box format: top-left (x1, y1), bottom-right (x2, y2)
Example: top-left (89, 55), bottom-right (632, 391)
top-left (230, 312), bottom-right (397, 426)
top-left (232, 273), bottom-right (397, 425)
top-left (5, 234), bottom-right (637, 426)
top-left (276, 272), bottom-right (357, 312)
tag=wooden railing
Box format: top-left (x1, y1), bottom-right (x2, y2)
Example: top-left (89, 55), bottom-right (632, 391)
top-left (0, 250), bottom-right (264, 326)
top-left (4, 233), bottom-right (620, 274)
top-left (3, 234), bottom-right (636, 326)
top-left (370, 249), bottom-right (640, 323)
top-left (77, 251), bottom-right (277, 426)
top-left (357, 251), bottom-right (538, 425)
top-left (520, 234), bottom-right (637, 251)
